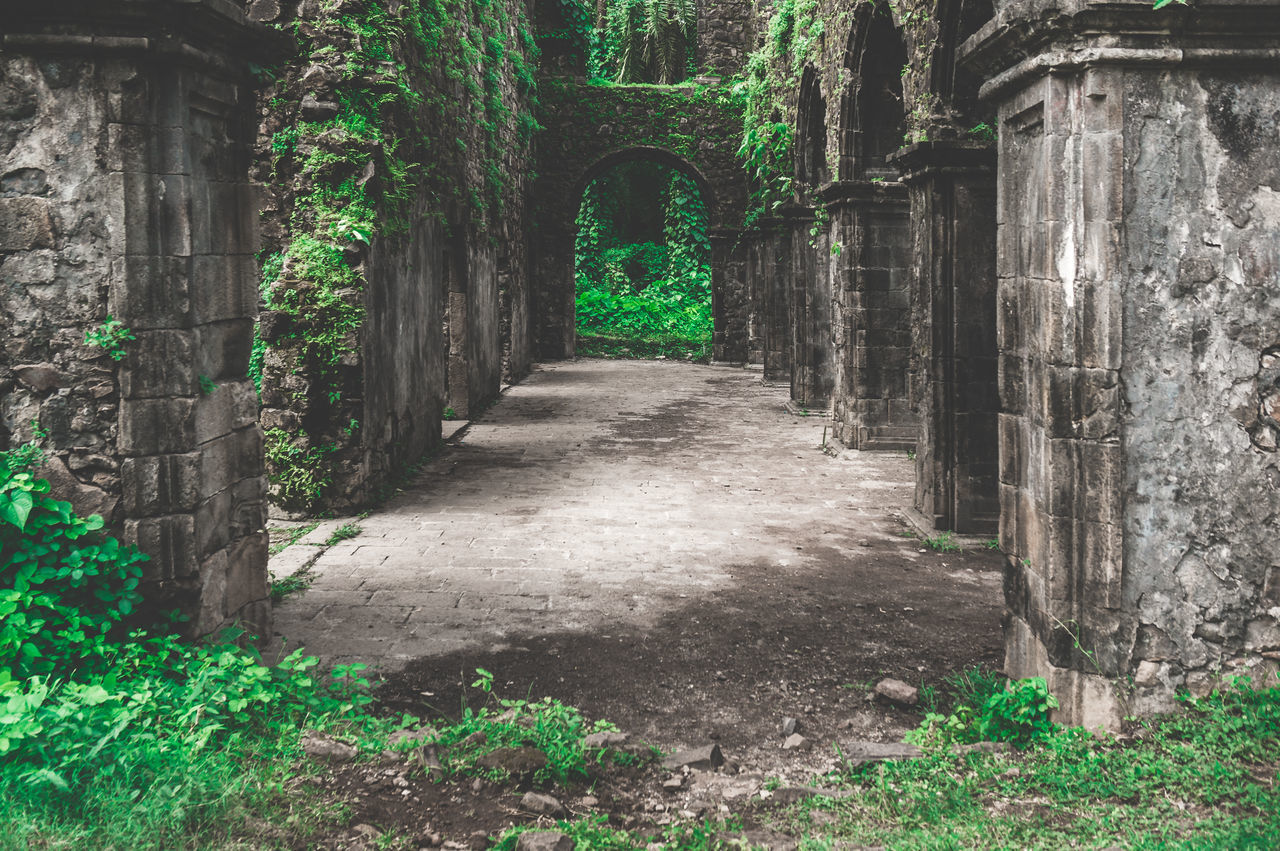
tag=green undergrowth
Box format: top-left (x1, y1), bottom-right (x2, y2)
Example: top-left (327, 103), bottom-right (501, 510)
top-left (765, 675), bottom-right (1280, 849)
top-left (0, 450), bottom-right (642, 848)
top-left (0, 447), bottom-right (378, 848)
top-left (575, 160), bottom-right (713, 354)
top-left (494, 673), bottom-right (1280, 850)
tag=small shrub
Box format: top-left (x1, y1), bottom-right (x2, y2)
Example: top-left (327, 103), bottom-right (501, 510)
top-left (923, 531), bottom-right (961, 553)
top-left (0, 448), bottom-right (147, 677)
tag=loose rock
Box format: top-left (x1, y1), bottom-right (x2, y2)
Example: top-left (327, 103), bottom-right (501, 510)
top-left (475, 746), bottom-right (548, 781)
top-left (780, 717), bottom-right (798, 736)
top-left (838, 741), bottom-right (923, 767)
top-left (582, 730), bottom-right (630, 749)
top-left (520, 791), bottom-right (567, 817)
top-left (301, 732), bottom-right (358, 764)
top-left (661, 743), bottom-right (724, 771)
top-left (873, 678), bottom-right (919, 706)
top-left (516, 831), bottom-right (575, 851)
top-left (782, 733), bottom-right (811, 751)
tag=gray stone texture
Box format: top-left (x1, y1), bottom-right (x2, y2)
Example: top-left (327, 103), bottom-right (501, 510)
top-left (964, 0), bottom-right (1280, 725)
top-left (0, 0), bottom-right (277, 638)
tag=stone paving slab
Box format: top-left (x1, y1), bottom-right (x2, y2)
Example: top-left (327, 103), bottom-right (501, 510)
top-left (270, 360), bottom-right (929, 669)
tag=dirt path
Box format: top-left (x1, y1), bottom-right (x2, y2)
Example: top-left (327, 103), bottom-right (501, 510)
top-left (272, 359), bottom-right (1003, 778)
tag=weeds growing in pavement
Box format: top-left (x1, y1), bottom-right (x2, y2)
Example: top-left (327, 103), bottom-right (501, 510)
top-left (324, 522), bottom-right (363, 546)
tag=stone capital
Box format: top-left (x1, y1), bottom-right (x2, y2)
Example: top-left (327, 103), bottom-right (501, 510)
top-left (961, 0), bottom-right (1280, 100)
top-left (0, 0), bottom-right (289, 67)
top-left (887, 141), bottom-right (996, 185)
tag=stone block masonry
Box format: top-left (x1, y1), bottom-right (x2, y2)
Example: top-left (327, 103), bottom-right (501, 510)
top-left (0, 0), bottom-right (281, 637)
top-left (964, 0), bottom-right (1280, 726)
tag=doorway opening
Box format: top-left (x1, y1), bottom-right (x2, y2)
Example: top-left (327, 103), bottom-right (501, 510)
top-left (574, 158), bottom-right (713, 361)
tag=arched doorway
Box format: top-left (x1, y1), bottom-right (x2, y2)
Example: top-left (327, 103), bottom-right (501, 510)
top-left (565, 145), bottom-right (727, 358)
top-left (573, 156), bottom-right (715, 361)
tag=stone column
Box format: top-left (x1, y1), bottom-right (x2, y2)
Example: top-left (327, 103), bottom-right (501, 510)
top-left (963, 0), bottom-right (1280, 726)
top-left (0, 0), bottom-right (281, 637)
top-left (779, 204), bottom-right (832, 410)
top-left (753, 218), bottom-right (792, 383)
top-left (711, 227), bottom-right (748, 364)
top-left (891, 142), bottom-right (999, 535)
top-left (825, 181), bottom-right (915, 449)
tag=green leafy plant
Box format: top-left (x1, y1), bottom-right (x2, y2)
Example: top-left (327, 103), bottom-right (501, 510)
top-left (84, 317), bottom-right (135, 362)
top-left (574, 162), bottom-right (712, 353)
top-left (425, 668), bottom-right (621, 786)
top-left (604, 0), bottom-right (697, 84)
top-left (0, 448), bottom-right (147, 677)
top-left (323, 522), bottom-right (362, 546)
top-left (197, 375), bottom-right (219, 396)
top-left (923, 531), bottom-right (961, 553)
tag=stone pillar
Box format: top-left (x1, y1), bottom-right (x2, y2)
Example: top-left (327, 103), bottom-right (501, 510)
top-left (779, 204), bottom-right (832, 409)
top-left (826, 181), bottom-right (915, 449)
top-left (891, 142), bottom-right (999, 535)
top-left (0, 1), bottom-right (280, 637)
top-left (750, 218), bottom-right (791, 383)
top-left (963, 0), bottom-right (1280, 726)
top-left (711, 227), bottom-right (748, 364)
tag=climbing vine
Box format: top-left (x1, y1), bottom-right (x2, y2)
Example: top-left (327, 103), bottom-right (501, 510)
top-left (256, 0), bottom-right (542, 511)
top-left (733, 0), bottom-right (825, 222)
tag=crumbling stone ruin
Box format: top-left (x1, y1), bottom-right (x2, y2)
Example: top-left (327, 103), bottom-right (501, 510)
top-left (1, 0), bottom-right (1277, 728)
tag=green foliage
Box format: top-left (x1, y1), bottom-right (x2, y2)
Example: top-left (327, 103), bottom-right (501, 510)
top-left (968, 122), bottom-right (998, 142)
top-left (922, 531), bottom-right (961, 553)
top-left (598, 0), bottom-right (697, 84)
top-left (264, 428), bottom-right (336, 512)
top-left (496, 814), bottom-right (746, 850)
top-left (83, 317), bottom-right (135, 362)
top-left (908, 674), bottom-right (1058, 750)
top-left (268, 522), bottom-right (318, 556)
top-left (977, 677), bottom-right (1059, 745)
top-left (0, 460), bottom-right (376, 848)
top-left (324, 522), bottom-right (362, 546)
top-left (0, 448), bottom-right (147, 678)
top-left (575, 163), bottom-right (712, 352)
top-left (425, 669), bottom-right (620, 786)
top-left (733, 0), bottom-right (823, 221)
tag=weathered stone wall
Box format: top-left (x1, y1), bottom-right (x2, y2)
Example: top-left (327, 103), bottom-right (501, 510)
top-left (697, 0), bottom-right (757, 77)
top-left (530, 81), bottom-right (749, 360)
top-left (965, 0), bottom-right (1280, 725)
top-left (0, 0), bottom-right (277, 635)
top-left (255, 0), bottom-right (537, 512)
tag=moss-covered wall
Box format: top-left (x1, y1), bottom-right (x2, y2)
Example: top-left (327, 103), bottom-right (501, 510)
top-left (252, 0), bottom-right (540, 513)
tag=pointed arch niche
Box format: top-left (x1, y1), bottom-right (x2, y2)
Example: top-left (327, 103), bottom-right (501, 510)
top-left (827, 5), bottom-right (916, 450)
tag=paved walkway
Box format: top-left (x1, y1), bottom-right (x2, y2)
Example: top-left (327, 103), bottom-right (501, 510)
top-left (270, 360), bottom-right (985, 670)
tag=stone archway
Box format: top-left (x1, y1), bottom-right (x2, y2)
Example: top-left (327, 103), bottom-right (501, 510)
top-left (828, 4), bottom-right (916, 450)
top-left (530, 82), bottom-right (749, 361)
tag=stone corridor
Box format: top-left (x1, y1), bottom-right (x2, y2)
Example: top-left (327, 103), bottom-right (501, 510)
top-left (270, 361), bottom-right (1003, 714)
